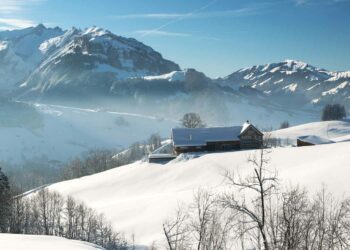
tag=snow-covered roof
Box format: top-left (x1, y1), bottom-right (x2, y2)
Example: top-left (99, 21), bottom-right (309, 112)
top-left (172, 126), bottom-right (243, 147)
top-left (148, 153), bottom-right (177, 159)
top-left (241, 122), bottom-right (251, 134)
top-left (297, 135), bottom-right (334, 145)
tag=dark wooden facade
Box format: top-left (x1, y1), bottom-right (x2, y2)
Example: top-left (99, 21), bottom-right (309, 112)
top-left (174, 140), bottom-right (240, 154)
top-left (297, 139), bottom-right (314, 147)
top-left (148, 154), bottom-right (177, 164)
top-left (239, 126), bottom-right (263, 149)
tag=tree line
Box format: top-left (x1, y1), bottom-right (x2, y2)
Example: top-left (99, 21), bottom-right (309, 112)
top-left (0, 180), bottom-right (128, 249)
top-left (61, 133), bottom-right (162, 180)
top-left (322, 103), bottom-right (347, 121)
top-left (3, 133), bottom-right (163, 193)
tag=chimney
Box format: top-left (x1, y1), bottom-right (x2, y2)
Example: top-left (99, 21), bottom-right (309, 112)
top-left (246, 120), bottom-right (250, 124)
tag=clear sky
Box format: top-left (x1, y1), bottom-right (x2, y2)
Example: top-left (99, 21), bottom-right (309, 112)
top-left (0, 0), bottom-right (349, 77)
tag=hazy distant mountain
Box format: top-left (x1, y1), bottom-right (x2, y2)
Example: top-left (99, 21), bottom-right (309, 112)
top-left (221, 60), bottom-right (350, 109)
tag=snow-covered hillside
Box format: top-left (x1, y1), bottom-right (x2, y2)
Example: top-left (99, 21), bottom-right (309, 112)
top-left (0, 234), bottom-right (104, 250)
top-left (47, 132), bottom-right (350, 246)
top-left (270, 120), bottom-right (350, 144)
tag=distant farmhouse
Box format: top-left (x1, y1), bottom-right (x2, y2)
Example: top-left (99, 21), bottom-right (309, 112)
top-left (148, 121), bottom-right (263, 163)
top-left (172, 121), bottom-right (263, 154)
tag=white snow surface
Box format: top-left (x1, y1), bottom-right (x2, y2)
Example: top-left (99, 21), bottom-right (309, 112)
top-left (270, 120), bottom-right (350, 144)
top-left (327, 71), bottom-right (350, 81)
top-left (283, 83), bottom-right (298, 92)
top-left (47, 121), bottom-right (350, 246)
top-left (284, 59), bottom-right (308, 70)
top-left (143, 70), bottom-right (186, 82)
top-left (322, 81), bottom-right (348, 96)
top-left (0, 41), bottom-right (8, 50)
top-left (0, 234), bottom-right (104, 250)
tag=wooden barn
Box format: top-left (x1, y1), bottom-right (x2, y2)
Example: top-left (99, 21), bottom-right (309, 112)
top-left (171, 121), bottom-right (263, 155)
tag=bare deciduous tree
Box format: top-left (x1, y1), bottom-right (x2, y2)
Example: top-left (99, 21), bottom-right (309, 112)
top-left (163, 190), bottom-right (236, 250)
top-left (9, 189), bottom-right (128, 250)
top-left (164, 148), bottom-right (350, 250)
top-left (219, 148), bottom-right (277, 250)
top-left (163, 205), bottom-right (190, 250)
top-left (180, 113), bottom-right (206, 128)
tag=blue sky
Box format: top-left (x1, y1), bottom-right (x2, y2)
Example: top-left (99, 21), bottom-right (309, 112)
top-left (0, 0), bottom-right (349, 77)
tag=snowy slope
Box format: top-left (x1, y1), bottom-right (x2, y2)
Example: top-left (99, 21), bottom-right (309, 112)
top-left (48, 140), bottom-right (350, 246)
top-left (270, 120), bottom-right (350, 144)
top-left (0, 234), bottom-right (104, 250)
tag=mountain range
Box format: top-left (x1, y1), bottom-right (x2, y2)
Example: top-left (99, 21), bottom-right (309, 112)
top-left (0, 24), bottom-right (349, 114)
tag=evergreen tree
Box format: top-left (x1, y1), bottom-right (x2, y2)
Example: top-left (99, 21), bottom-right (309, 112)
top-left (280, 121), bottom-right (290, 129)
top-left (0, 167), bottom-right (11, 232)
top-left (321, 104), bottom-right (347, 121)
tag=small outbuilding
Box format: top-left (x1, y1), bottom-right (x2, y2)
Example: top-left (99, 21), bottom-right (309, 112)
top-left (148, 153), bottom-right (177, 164)
top-left (297, 135), bottom-right (334, 147)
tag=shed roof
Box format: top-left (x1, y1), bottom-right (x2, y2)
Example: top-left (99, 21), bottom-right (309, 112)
top-left (148, 153), bottom-right (177, 159)
top-left (297, 135), bottom-right (334, 145)
top-left (172, 126), bottom-right (243, 147)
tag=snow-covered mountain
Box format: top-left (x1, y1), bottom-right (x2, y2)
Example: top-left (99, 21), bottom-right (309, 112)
top-left (14, 25), bottom-right (180, 97)
top-left (1, 25), bottom-right (348, 112)
top-left (0, 24), bottom-right (179, 95)
top-left (0, 25), bottom-right (63, 92)
top-left (222, 60), bottom-right (350, 109)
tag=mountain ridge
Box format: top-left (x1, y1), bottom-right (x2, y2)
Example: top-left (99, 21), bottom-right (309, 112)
top-left (0, 25), bottom-right (349, 111)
